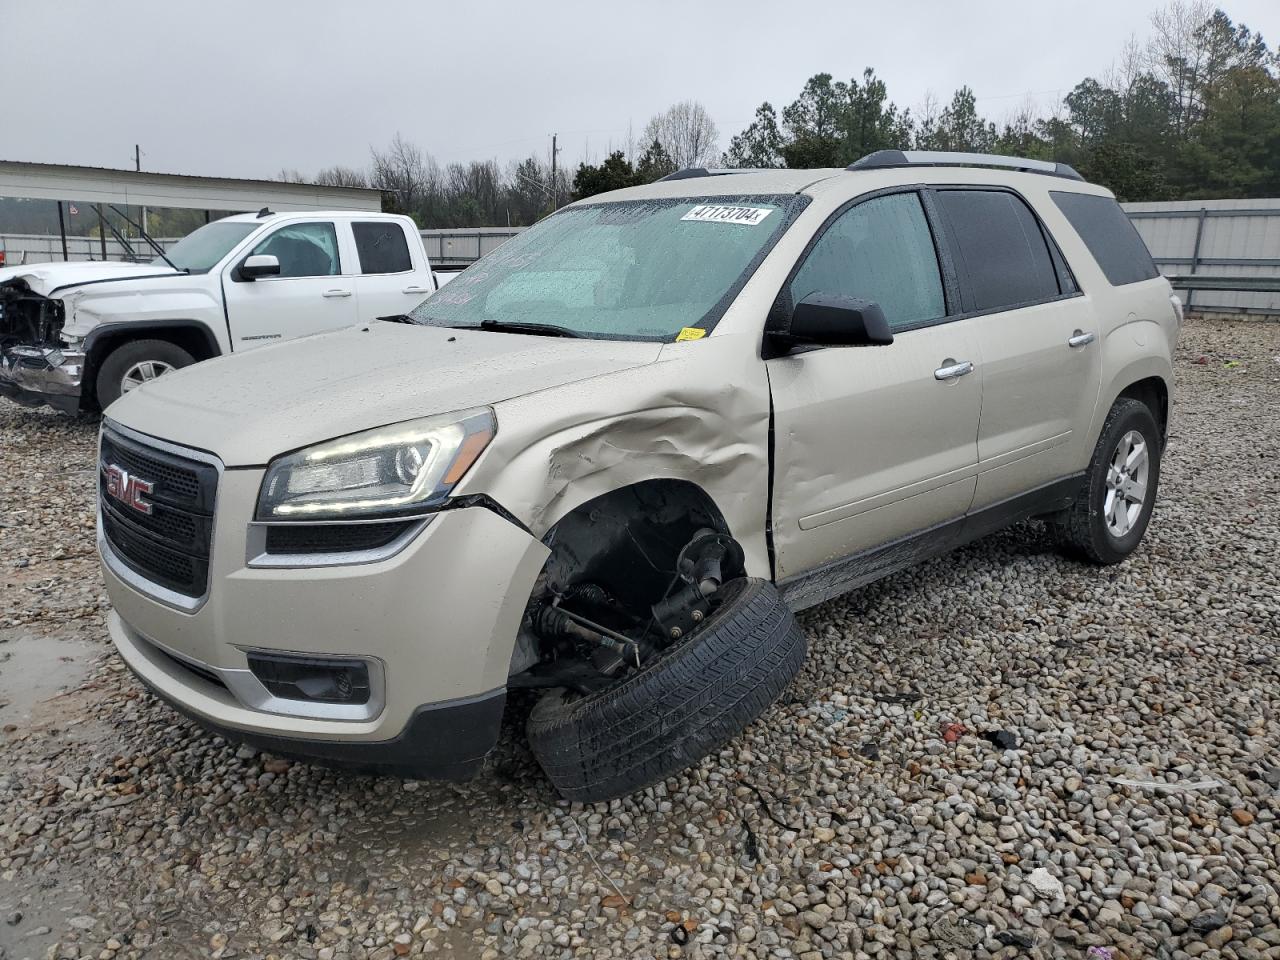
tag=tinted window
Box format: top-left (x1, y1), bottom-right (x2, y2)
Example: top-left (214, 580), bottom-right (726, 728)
top-left (937, 190), bottom-right (1060, 312)
top-left (354, 221), bottom-right (413, 274)
top-left (250, 222), bottom-right (340, 278)
top-left (1051, 191), bottom-right (1159, 286)
top-left (789, 192), bottom-right (945, 331)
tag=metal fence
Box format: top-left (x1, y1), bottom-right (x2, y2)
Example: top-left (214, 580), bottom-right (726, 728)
top-left (1121, 199), bottom-right (1280, 315)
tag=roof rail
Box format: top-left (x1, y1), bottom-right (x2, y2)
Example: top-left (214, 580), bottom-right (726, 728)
top-left (656, 167), bottom-right (765, 182)
top-left (847, 150), bottom-right (1084, 182)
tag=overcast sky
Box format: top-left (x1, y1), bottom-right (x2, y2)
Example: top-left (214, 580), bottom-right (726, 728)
top-left (8, 0), bottom-right (1279, 181)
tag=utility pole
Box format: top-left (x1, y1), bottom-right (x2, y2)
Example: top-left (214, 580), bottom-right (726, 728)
top-left (550, 134), bottom-right (559, 212)
top-left (135, 144), bottom-right (141, 172)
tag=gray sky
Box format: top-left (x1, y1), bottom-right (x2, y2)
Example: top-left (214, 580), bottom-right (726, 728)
top-left (8, 0), bottom-right (1279, 180)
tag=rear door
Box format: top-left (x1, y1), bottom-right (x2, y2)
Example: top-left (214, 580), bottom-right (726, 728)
top-left (222, 219), bottom-right (358, 348)
top-left (768, 190), bottom-right (982, 585)
top-left (932, 188), bottom-right (1102, 509)
top-left (351, 219), bottom-right (434, 318)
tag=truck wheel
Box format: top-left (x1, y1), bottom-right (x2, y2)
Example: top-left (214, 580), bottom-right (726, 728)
top-left (95, 339), bottom-right (195, 409)
top-left (526, 577), bottom-right (806, 803)
top-left (1050, 397), bottom-right (1162, 564)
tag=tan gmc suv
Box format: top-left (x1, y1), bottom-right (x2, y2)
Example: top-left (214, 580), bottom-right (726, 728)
top-left (97, 151), bottom-right (1181, 802)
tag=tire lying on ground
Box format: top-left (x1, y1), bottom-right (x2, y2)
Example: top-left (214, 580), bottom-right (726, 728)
top-left (527, 577), bottom-right (807, 803)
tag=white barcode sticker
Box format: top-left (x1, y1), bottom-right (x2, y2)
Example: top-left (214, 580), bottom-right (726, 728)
top-left (680, 204), bottom-right (773, 226)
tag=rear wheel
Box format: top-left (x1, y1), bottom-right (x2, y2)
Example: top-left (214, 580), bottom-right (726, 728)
top-left (1051, 397), bottom-right (1161, 564)
top-left (526, 577), bottom-right (806, 803)
top-left (95, 339), bottom-right (195, 409)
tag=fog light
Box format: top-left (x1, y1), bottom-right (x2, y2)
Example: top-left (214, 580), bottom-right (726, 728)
top-left (247, 652), bottom-right (372, 705)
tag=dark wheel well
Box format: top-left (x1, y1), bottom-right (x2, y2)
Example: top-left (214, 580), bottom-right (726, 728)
top-left (1117, 376), bottom-right (1169, 445)
top-left (537, 479), bottom-right (732, 614)
top-left (83, 324), bottom-right (221, 410)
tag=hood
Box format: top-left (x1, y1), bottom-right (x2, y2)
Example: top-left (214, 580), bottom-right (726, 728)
top-left (0, 261), bottom-right (180, 297)
top-left (106, 321), bottom-right (665, 466)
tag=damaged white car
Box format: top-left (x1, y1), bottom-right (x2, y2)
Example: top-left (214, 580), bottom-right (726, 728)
top-left (97, 152), bottom-right (1180, 802)
top-left (0, 210), bottom-right (444, 414)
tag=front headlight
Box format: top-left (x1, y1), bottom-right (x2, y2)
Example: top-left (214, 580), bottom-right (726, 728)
top-left (257, 407), bottom-right (495, 521)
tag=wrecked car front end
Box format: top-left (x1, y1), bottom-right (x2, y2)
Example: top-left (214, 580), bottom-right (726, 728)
top-left (0, 278), bottom-right (84, 414)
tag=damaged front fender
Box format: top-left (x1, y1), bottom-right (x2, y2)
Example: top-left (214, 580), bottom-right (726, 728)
top-left (456, 332), bottom-right (775, 579)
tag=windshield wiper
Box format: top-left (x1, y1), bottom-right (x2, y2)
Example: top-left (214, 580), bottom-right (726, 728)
top-left (475, 319), bottom-right (582, 338)
top-left (377, 314), bottom-right (418, 324)
top-left (108, 204), bottom-right (186, 273)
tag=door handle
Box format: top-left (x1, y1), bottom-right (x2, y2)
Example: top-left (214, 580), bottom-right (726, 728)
top-left (1068, 330), bottom-right (1095, 348)
top-left (402, 285), bottom-right (431, 295)
top-left (934, 359), bottom-right (974, 381)
top-left (322, 289), bottom-right (352, 299)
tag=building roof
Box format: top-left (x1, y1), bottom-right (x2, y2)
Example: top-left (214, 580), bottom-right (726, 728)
top-left (0, 159), bottom-right (383, 213)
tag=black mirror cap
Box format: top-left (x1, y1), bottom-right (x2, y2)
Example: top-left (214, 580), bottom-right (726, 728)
top-left (775, 293), bottom-right (894, 351)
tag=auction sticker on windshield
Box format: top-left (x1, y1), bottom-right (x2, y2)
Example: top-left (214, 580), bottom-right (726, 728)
top-left (681, 205), bottom-right (774, 226)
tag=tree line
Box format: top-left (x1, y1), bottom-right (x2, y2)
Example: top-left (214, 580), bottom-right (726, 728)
top-left (722, 2), bottom-right (1278, 200)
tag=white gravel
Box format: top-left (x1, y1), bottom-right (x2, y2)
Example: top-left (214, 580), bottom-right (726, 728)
top-left (1, 316), bottom-right (1278, 960)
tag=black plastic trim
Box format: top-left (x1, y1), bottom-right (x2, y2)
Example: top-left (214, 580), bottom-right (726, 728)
top-left (84, 319), bottom-right (223, 360)
top-left (130, 666), bottom-right (507, 780)
top-left (779, 473), bottom-right (1084, 611)
top-left (46, 272), bottom-right (181, 297)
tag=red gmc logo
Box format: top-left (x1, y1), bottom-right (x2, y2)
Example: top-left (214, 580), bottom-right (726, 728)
top-left (104, 464), bottom-right (154, 516)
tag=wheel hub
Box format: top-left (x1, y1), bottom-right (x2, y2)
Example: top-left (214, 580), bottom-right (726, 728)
top-left (121, 360), bottom-right (175, 393)
top-left (1103, 429), bottom-right (1149, 538)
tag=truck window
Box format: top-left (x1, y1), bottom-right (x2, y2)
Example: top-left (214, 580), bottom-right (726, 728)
top-left (353, 221), bottom-right (413, 274)
top-left (936, 190), bottom-right (1061, 312)
top-left (1051, 192), bottom-right (1160, 286)
top-left (250, 223), bottom-right (340, 278)
top-left (789, 192), bottom-right (945, 332)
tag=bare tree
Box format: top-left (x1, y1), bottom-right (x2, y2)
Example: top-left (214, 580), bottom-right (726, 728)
top-left (314, 165), bottom-right (369, 188)
top-left (642, 100), bottom-right (720, 169)
top-left (369, 133), bottom-right (438, 219)
top-left (275, 167), bottom-right (308, 183)
top-left (1145, 0), bottom-right (1213, 134)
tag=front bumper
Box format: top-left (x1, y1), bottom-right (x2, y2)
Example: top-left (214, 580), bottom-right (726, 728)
top-left (0, 345), bottom-right (85, 414)
top-left (101, 452), bottom-right (549, 778)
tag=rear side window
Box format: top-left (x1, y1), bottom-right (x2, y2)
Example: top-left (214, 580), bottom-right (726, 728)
top-left (353, 221), bottom-right (413, 274)
top-left (936, 190), bottom-right (1061, 312)
top-left (789, 192), bottom-right (946, 331)
top-left (1051, 192), bottom-right (1159, 286)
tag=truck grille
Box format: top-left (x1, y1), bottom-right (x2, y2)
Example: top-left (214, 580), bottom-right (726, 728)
top-left (99, 428), bottom-right (218, 599)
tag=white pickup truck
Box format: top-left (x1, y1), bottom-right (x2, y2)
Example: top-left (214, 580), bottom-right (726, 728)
top-left (0, 210), bottom-right (454, 414)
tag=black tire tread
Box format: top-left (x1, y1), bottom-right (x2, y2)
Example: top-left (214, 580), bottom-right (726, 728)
top-left (95, 339), bottom-right (195, 409)
top-left (1049, 397), bottom-right (1159, 564)
top-left (527, 578), bottom-right (806, 802)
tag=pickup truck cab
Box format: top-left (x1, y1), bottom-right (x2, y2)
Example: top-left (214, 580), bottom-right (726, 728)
top-left (0, 210), bottom-right (443, 414)
top-left (97, 152), bottom-right (1181, 802)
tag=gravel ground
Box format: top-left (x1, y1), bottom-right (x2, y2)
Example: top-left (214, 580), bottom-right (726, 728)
top-left (1, 316), bottom-right (1277, 960)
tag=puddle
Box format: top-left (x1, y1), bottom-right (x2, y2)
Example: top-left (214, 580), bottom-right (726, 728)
top-left (0, 632), bottom-right (99, 724)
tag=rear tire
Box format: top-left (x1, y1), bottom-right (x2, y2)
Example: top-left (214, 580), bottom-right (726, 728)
top-left (95, 339), bottom-right (195, 410)
top-left (526, 578), bottom-right (806, 803)
top-left (1050, 397), bottom-right (1161, 564)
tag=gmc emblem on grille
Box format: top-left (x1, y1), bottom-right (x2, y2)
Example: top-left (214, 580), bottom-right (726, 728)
top-left (104, 464), bottom-right (155, 516)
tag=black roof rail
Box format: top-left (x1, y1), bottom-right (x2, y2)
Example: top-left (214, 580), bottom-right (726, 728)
top-left (656, 167), bottom-right (766, 182)
top-left (847, 149), bottom-right (1084, 182)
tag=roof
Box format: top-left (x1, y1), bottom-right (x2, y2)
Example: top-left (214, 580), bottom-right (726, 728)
top-left (0, 159), bottom-right (382, 213)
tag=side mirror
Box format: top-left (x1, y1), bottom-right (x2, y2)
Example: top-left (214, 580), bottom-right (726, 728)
top-left (237, 253), bottom-right (280, 281)
top-left (773, 293), bottom-right (894, 351)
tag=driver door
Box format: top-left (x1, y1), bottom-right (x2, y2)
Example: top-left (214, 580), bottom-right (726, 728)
top-left (222, 220), bottom-right (358, 349)
top-left (768, 190), bottom-right (982, 591)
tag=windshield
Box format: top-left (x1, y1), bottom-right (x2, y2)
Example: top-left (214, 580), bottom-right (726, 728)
top-left (152, 221), bottom-right (258, 274)
top-left (409, 196), bottom-right (805, 341)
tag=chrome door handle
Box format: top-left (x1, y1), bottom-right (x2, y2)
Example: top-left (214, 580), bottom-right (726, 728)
top-left (934, 359), bottom-right (974, 381)
top-left (322, 289), bottom-right (352, 299)
top-left (402, 285), bottom-right (431, 295)
top-left (1068, 330), bottom-right (1095, 348)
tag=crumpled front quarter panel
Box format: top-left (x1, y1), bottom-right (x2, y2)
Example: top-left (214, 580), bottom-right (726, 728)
top-left (459, 332), bottom-right (775, 578)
